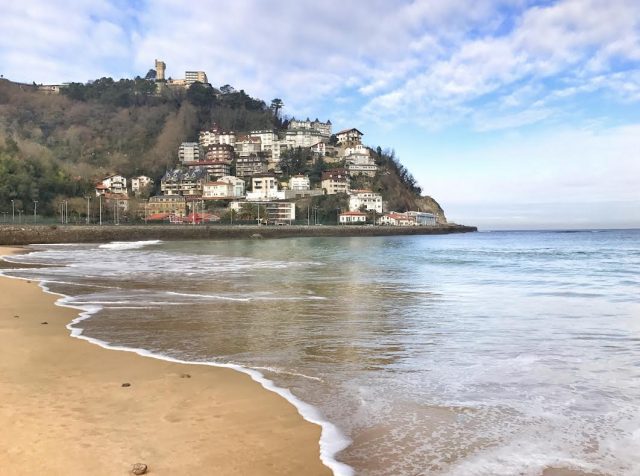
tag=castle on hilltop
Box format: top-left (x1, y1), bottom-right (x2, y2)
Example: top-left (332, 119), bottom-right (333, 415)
top-left (154, 59), bottom-right (208, 90)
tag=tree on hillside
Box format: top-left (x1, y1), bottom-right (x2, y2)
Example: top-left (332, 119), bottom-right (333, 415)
top-left (219, 84), bottom-right (235, 94)
top-left (270, 98), bottom-right (284, 118)
top-left (279, 147), bottom-right (312, 177)
top-left (186, 82), bottom-right (215, 108)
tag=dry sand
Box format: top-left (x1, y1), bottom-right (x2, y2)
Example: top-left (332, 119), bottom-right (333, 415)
top-left (0, 246), bottom-right (331, 475)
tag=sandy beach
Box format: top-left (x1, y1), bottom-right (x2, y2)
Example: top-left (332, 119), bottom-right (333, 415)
top-left (0, 246), bottom-right (330, 475)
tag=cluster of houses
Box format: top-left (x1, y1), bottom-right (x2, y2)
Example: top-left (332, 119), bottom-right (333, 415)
top-left (94, 117), bottom-right (437, 226)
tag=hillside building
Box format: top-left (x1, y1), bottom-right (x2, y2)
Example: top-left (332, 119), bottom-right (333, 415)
top-left (339, 211), bottom-right (367, 224)
top-left (95, 174), bottom-right (127, 196)
top-left (246, 174), bottom-right (280, 201)
top-left (185, 71), bottom-right (208, 85)
top-left (146, 195), bottom-right (186, 217)
top-left (161, 167), bottom-right (207, 196)
top-left (131, 175), bottom-right (154, 195)
top-left (289, 175), bottom-right (310, 191)
top-left (336, 128), bottom-right (363, 145)
top-left (321, 169), bottom-right (350, 195)
top-left (178, 142), bottom-right (201, 163)
top-left (235, 155), bottom-right (268, 178)
top-left (349, 190), bottom-right (383, 213)
top-left (199, 127), bottom-right (236, 147)
top-left (288, 118), bottom-right (332, 137)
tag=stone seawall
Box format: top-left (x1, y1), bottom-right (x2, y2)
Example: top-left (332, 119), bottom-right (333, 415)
top-left (0, 224), bottom-right (477, 246)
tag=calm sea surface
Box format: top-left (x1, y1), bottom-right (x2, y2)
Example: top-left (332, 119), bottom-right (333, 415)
top-left (4, 230), bottom-right (640, 475)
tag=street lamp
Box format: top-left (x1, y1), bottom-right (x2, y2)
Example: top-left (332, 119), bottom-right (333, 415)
top-left (11, 199), bottom-right (15, 223)
top-left (33, 201), bottom-right (38, 224)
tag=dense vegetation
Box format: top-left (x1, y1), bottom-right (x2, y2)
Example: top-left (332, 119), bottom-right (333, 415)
top-left (0, 76), bottom-right (443, 221)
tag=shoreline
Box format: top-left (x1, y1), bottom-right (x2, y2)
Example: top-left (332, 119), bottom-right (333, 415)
top-left (0, 223), bottom-right (476, 246)
top-left (0, 246), bottom-right (336, 475)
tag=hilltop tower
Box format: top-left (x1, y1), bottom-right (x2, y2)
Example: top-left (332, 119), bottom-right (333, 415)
top-left (155, 59), bottom-right (166, 81)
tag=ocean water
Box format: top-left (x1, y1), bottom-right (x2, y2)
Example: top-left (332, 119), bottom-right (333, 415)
top-left (3, 230), bottom-right (640, 475)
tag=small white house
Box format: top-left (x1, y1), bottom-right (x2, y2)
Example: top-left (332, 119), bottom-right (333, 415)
top-left (339, 211), bottom-right (367, 224)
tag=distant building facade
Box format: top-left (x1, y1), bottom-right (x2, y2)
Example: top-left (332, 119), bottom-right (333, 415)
top-left (321, 169), bottom-right (350, 195)
top-left (339, 211), bottom-right (367, 224)
top-left (95, 174), bottom-right (127, 196)
top-left (336, 128), bottom-right (363, 145)
top-left (185, 71), bottom-right (208, 85)
top-left (199, 127), bottom-right (236, 148)
top-left (235, 155), bottom-right (268, 178)
top-left (179, 142), bottom-right (201, 163)
top-left (246, 174), bottom-right (280, 200)
top-left (146, 195), bottom-right (186, 217)
top-left (349, 190), bottom-right (383, 213)
top-left (289, 175), bottom-right (310, 191)
top-left (131, 175), bottom-right (154, 195)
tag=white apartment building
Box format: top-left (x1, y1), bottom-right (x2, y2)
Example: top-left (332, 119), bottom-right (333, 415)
top-left (202, 176), bottom-right (245, 199)
top-left (203, 181), bottom-right (234, 199)
top-left (246, 174), bottom-right (280, 200)
top-left (349, 190), bottom-right (383, 213)
top-left (219, 176), bottom-right (245, 197)
top-left (289, 175), bottom-right (310, 191)
top-left (178, 142), bottom-right (201, 163)
top-left (185, 71), bottom-right (208, 85)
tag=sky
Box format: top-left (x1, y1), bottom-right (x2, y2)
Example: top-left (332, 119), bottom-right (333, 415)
top-left (1, 0), bottom-right (639, 229)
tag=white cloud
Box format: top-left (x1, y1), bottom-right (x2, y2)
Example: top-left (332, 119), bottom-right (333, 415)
top-left (363, 0), bottom-right (640, 128)
top-left (0, 0), bottom-right (135, 83)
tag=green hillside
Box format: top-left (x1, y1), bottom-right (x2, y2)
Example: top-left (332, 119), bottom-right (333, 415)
top-left (0, 77), bottom-right (445, 221)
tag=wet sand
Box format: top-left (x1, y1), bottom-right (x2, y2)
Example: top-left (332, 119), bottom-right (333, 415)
top-left (0, 246), bottom-right (330, 475)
